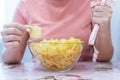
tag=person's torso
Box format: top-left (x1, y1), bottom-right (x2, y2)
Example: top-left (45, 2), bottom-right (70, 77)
top-left (23, 0), bottom-right (94, 61)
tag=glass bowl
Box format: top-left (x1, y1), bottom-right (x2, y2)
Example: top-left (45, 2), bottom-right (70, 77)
top-left (27, 38), bottom-right (83, 72)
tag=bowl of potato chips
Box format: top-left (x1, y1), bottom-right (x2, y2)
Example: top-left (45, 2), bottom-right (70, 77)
top-left (27, 25), bottom-right (83, 72)
top-left (28, 37), bottom-right (83, 71)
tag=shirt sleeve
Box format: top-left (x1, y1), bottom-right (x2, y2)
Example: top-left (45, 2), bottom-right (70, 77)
top-left (12, 0), bottom-right (27, 25)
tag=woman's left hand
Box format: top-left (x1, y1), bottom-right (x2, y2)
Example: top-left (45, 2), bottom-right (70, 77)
top-left (92, 5), bottom-right (113, 28)
top-left (91, 4), bottom-right (113, 62)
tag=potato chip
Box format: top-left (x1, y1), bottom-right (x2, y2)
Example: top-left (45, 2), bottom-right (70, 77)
top-left (29, 25), bottom-right (42, 38)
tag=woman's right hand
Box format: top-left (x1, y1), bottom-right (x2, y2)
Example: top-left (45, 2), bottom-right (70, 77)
top-left (1, 23), bottom-right (29, 64)
top-left (1, 23), bottom-right (27, 49)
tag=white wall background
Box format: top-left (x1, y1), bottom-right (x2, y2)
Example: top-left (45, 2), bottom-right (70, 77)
top-left (111, 0), bottom-right (120, 62)
top-left (0, 0), bottom-right (5, 38)
top-left (5, 0), bottom-right (19, 23)
top-left (0, 0), bottom-right (120, 62)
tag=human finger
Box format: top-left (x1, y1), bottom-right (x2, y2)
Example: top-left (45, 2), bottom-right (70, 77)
top-left (3, 23), bottom-right (26, 31)
top-left (2, 35), bottom-right (21, 43)
top-left (4, 41), bottom-right (20, 48)
top-left (1, 27), bottom-right (23, 36)
top-left (93, 6), bottom-right (112, 13)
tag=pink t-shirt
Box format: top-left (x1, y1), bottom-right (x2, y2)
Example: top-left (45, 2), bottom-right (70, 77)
top-left (13, 0), bottom-right (94, 61)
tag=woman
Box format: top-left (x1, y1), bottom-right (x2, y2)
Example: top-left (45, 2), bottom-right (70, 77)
top-left (1, 0), bottom-right (113, 64)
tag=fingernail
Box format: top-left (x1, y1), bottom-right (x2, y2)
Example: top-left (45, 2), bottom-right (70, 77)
top-left (25, 25), bottom-right (30, 32)
top-left (90, 2), bottom-right (97, 7)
